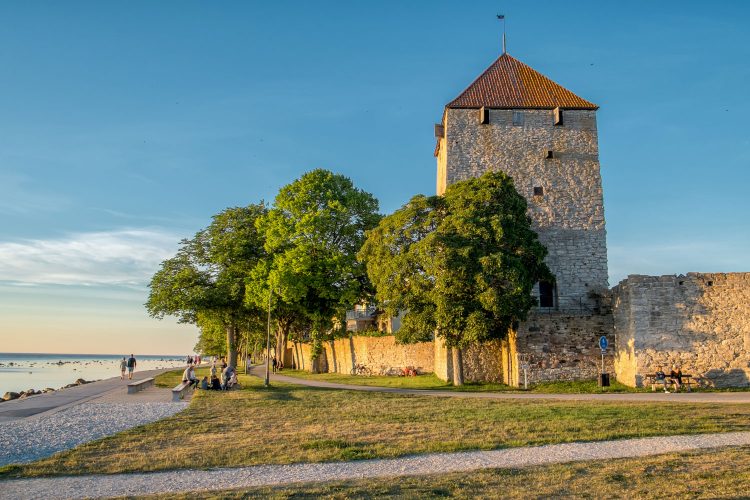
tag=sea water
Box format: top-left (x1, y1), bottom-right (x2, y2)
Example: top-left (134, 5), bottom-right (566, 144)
top-left (0, 353), bottom-right (187, 395)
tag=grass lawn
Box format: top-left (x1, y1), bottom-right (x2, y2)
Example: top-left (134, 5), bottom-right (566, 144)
top-left (279, 369), bottom-right (645, 393)
top-left (154, 367), bottom-right (212, 388)
top-left (2, 371), bottom-right (749, 479)
top-left (147, 445), bottom-right (750, 499)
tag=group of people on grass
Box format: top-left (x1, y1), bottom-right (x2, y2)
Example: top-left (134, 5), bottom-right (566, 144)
top-left (182, 357), bottom-right (238, 392)
top-left (654, 365), bottom-right (683, 392)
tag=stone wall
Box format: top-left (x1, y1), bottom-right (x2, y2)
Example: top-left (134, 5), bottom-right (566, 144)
top-left (433, 339), bottom-right (504, 384)
top-left (432, 312), bottom-right (614, 386)
top-left (438, 108), bottom-right (608, 310)
top-left (515, 312), bottom-right (615, 384)
top-left (613, 273), bottom-right (750, 387)
top-left (292, 335), bottom-right (434, 376)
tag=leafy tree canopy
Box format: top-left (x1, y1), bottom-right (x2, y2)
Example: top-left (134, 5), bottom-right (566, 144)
top-left (258, 169), bottom-right (381, 334)
top-left (146, 204), bottom-right (268, 366)
top-left (359, 171), bottom-right (551, 348)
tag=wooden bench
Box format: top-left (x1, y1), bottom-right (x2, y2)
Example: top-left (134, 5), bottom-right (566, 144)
top-left (644, 374), bottom-right (695, 392)
top-left (127, 377), bottom-right (154, 394)
top-left (172, 381), bottom-right (192, 402)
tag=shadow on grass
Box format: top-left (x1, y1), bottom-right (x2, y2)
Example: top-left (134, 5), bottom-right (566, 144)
top-left (252, 384), bottom-right (302, 402)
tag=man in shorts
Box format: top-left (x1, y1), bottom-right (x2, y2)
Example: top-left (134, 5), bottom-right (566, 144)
top-left (127, 354), bottom-right (137, 380)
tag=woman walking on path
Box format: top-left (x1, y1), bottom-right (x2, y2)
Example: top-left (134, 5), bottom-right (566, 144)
top-left (119, 357), bottom-right (127, 380)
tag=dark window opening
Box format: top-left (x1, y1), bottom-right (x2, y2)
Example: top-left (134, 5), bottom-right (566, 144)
top-left (539, 281), bottom-right (555, 308)
top-left (545, 150), bottom-right (554, 159)
top-left (479, 107), bottom-right (489, 124)
top-left (707, 281), bottom-right (713, 286)
top-left (553, 107), bottom-right (563, 126)
top-left (533, 186), bottom-right (544, 196)
top-left (512, 111), bottom-right (524, 126)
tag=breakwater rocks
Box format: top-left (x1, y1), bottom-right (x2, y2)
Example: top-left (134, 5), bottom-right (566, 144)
top-left (1, 378), bottom-right (95, 402)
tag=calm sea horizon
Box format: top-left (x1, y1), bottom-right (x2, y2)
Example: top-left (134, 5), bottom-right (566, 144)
top-left (0, 352), bottom-right (189, 395)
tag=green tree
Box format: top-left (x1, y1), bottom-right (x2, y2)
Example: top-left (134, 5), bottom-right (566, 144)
top-left (359, 171), bottom-right (551, 385)
top-left (253, 169), bottom-right (380, 363)
top-left (146, 204), bottom-right (268, 368)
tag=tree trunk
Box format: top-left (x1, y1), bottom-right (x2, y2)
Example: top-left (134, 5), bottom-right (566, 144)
top-left (451, 347), bottom-right (464, 386)
top-left (226, 324), bottom-right (238, 368)
top-left (275, 326), bottom-right (288, 367)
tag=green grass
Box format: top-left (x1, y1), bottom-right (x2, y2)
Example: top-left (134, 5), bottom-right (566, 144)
top-left (279, 369), bottom-right (645, 393)
top-left (2, 370), bottom-right (749, 479)
top-left (154, 367), bottom-right (211, 388)
top-left (145, 446), bottom-right (750, 499)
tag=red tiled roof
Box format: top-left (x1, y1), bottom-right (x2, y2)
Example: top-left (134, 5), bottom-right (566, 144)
top-left (447, 53), bottom-right (597, 109)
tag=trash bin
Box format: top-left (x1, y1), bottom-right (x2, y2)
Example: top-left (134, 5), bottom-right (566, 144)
top-left (598, 373), bottom-right (610, 387)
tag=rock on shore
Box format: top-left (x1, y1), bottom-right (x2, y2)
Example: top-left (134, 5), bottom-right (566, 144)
top-left (3, 379), bottom-right (96, 401)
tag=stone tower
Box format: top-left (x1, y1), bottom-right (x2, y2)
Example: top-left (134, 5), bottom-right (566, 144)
top-left (435, 53), bottom-right (608, 311)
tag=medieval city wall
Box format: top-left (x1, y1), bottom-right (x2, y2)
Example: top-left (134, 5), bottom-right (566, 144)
top-left (432, 312), bottom-right (614, 386)
top-left (515, 312), bottom-right (615, 384)
top-left (613, 273), bottom-right (750, 387)
top-left (440, 108), bottom-right (608, 309)
top-left (292, 335), bottom-right (434, 375)
top-left (433, 339), bottom-right (505, 384)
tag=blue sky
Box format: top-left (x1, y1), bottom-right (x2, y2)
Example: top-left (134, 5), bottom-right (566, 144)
top-left (1, 1), bottom-right (748, 354)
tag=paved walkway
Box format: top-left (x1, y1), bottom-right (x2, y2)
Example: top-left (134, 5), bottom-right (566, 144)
top-left (2, 431), bottom-right (748, 499)
top-left (0, 368), bottom-right (182, 422)
top-left (0, 369), bottom-right (192, 467)
top-left (256, 368), bottom-right (750, 404)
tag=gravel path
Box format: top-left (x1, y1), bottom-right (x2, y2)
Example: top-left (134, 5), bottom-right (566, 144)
top-left (0, 402), bottom-right (187, 467)
top-left (258, 368), bottom-right (750, 403)
top-left (2, 431), bottom-right (748, 499)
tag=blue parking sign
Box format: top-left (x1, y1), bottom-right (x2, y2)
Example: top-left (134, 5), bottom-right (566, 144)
top-left (599, 336), bottom-right (608, 351)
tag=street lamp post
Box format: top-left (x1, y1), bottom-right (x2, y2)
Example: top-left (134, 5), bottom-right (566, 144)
top-left (264, 287), bottom-right (272, 387)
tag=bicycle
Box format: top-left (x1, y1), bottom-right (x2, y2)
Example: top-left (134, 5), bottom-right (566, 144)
top-left (351, 363), bottom-right (371, 376)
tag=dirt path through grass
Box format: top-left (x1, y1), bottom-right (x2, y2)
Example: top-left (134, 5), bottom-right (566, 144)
top-left (2, 432), bottom-right (748, 499)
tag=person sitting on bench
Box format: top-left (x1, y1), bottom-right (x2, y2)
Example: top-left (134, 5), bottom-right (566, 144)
top-left (655, 366), bottom-right (669, 393)
top-left (669, 365), bottom-right (683, 392)
top-left (182, 365), bottom-right (199, 390)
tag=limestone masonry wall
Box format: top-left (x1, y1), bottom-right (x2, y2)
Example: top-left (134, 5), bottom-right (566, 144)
top-left (292, 335), bottom-right (434, 376)
top-left (516, 312), bottom-right (615, 384)
top-left (433, 339), bottom-right (505, 384)
top-left (613, 273), bottom-right (750, 387)
top-left (440, 108), bottom-right (609, 310)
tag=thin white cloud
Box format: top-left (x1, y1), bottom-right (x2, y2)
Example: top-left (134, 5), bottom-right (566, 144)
top-left (0, 229), bottom-right (184, 286)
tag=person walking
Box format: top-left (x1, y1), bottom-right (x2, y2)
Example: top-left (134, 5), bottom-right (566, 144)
top-left (119, 357), bottom-right (127, 380)
top-left (126, 354), bottom-right (137, 380)
top-left (272, 357), bottom-right (277, 373)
